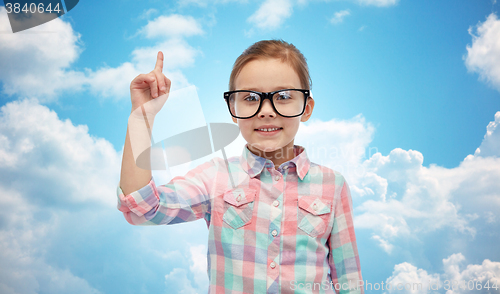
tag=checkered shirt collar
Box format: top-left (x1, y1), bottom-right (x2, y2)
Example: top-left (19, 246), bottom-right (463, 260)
top-left (240, 144), bottom-right (311, 180)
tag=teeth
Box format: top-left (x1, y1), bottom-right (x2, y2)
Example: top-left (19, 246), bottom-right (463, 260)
top-left (258, 128), bottom-right (280, 132)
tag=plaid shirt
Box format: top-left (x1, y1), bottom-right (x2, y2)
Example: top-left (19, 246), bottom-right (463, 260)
top-left (117, 144), bottom-right (364, 294)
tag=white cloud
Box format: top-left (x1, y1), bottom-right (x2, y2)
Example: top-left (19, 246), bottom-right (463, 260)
top-left (371, 235), bottom-right (394, 254)
top-left (385, 254), bottom-right (500, 294)
top-left (178, 0), bottom-right (212, 6)
top-left (351, 170), bottom-right (388, 200)
top-left (485, 211), bottom-right (496, 223)
top-left (474, 111), bottom-right (500, 157)
top-left (244, 0), bottom-right (397, 30)
top-left (132, 39), bottom-right (200, 72)
top-left (294, 112), bottom-right (500, 254)
top-left (443, 254), bottom-right (500, 294)
top-left (164, 268), bottom-right (198, 294)
top-left (352, 112), bottom-right (500, 253)
top-left (139, 14), bottom-right (204, 39)
top-left (355, 149), bottom-right (492, 238)
top-left (87, 38), bottom-right (197, 99)
top-left (385, 262), bottom-right (440, 293)
top-left (356, 0), bottom-right (399, 6)
top-left (85, 62), bottom-right (139, 100)
top-left (0, 7), bottom-right (85, 100)
top-left (0, 97), bottom-right (211, 292)
top-left (0, 99), bottom-right (120, 208)
top-left (85, 14), bottom-right (204, 99)
top-left (296, 114), bottom-right (376, 181)
top-left (465, 13), bottom-right (500, 92)
top-left (0, 9), bottom-right (203, 101)
top-left (330, 10), bottom-right (351, 24)
top-left (0, 98), bottom-right (215, 293)
top-left (446, 155), bottom-right (500, 224)
top-left (189, 244), bottom-right (209, 290)
top-left (0, 226), bottom-right (103, 294)
top-left (0, 99), bottom-right (122, 293)
top-left (247, 0), bottom-right (294, 30)
top-left (139, 8), bottom-right (159, 20)
top-left (178, 0), bottom-right (246, 7)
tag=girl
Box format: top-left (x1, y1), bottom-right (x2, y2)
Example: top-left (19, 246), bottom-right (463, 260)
top-left (118, 40), bottom-right (364, 294)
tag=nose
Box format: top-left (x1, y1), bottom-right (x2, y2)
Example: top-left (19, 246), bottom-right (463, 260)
top-left (258, 98), bottom-right (276, 118)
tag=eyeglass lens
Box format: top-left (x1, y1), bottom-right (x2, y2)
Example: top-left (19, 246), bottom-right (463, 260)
top-left (228, 90), bottom-right (305, 118)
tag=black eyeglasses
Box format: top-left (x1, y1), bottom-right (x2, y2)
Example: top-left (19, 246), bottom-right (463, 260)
top-left (223, 89), bottom-right (310, 119)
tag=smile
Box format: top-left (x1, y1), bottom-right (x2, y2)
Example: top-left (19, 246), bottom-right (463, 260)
top-left (255, 127), bottom-right (283, 132)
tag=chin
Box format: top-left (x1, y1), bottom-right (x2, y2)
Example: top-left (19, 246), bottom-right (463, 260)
top-left (249, 143), bottom-right (283, 153)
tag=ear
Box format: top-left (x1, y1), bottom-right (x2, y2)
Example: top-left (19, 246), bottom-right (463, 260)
top-left (300, 97), bottom-right (315, 122)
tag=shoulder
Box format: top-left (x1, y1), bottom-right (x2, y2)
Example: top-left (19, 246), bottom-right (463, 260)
top-left (307, 161), bottom-right (347, 186)
top-left (183, 156), bottom-right (229, 177)
top-left (198, 155), bottom-right (246, 177)
top-left (208, 155), bottom-right (242, 168)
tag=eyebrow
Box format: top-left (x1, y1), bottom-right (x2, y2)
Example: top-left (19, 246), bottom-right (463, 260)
top-left (240, 86), bottom-right (299, 92)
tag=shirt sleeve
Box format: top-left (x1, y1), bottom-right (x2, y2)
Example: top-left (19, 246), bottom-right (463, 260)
top-left (328, 175), bottom-right (364, 294)
top-left (116, 158), bottom-right (219, 226)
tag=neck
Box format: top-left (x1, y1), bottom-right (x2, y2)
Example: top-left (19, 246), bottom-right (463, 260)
top-left (247, 141), bottom-right (296, 169)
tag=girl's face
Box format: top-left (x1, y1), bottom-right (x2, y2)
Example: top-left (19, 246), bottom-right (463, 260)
top-left (232, 58), bottom-right (314, 159)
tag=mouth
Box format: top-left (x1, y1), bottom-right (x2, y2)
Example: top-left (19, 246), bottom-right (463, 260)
top-left (254, 127), bottom-right (283, 135)
top-left (255, 127), bottom-right (283, 132)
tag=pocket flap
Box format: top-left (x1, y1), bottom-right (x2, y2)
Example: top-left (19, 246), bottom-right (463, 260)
top-left (298, 197), bottom-right (330, 215)
top-left (223, 188), bottom-right (256, 207)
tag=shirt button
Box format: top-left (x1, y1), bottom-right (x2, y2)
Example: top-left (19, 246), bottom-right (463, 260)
top-left (271, 230), bottom-right (278, 237)
top-left (273, 200), bottom-right (279, 207)
top-left (275, 175), bottom-right (280, 181)
top-left (313, 203), bottom-right (318, 211)
top-left (236, 195), bottom-right (242, 202)
top-left (270, 262), bottom-right (276, 269)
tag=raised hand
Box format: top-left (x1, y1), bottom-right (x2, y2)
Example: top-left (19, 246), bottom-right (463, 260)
top-left (121, 51), bottom-right (170, 194)
top-left (130, 51), bottom-right (171, 116)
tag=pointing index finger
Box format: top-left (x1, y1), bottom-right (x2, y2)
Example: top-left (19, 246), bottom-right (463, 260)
top-left (155, 51), bottom-right (164, 72)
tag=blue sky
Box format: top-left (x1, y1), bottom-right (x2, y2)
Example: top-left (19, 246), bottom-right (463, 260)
top-left (0, 0), bottom-right (499, 293)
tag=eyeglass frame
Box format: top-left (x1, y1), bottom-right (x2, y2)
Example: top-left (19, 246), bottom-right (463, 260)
top-left (223, 88), bottom-right (311, 119)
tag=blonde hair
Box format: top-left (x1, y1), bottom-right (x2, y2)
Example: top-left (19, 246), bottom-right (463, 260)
top-left (229, 39), bottom-right (312, 91)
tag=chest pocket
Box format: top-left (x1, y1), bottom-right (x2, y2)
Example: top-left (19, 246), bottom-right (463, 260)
top-left (222, 188), bottom-right (256, 229)
top-left (297, 197), bottom-right (332, 238)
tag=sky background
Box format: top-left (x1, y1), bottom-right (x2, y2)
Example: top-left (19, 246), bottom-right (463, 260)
top-left (0, 0), bottom-right (500, 293)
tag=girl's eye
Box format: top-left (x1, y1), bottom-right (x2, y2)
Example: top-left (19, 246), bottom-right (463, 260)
top-left (276, 92), bottom-right (292, 100)
top-left (244, 93), bottom-right (260, 101)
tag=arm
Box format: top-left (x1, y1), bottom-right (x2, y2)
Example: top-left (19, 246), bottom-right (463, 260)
top-left (117, 51), bottom-right (217, 226)
top-left (120, 51), bottom-right (170, 195)
top-left (328, 175), bottom-right (364, 294)
top-left (120, 115), bottom-right (154, 196)
top-left (117, 158), bottom-right (218, 226)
